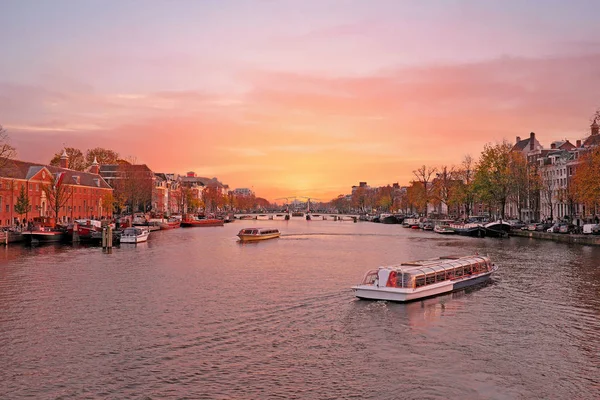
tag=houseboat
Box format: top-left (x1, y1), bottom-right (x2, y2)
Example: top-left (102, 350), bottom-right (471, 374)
top-left (352, 255), bottom-right (497, 302)
top-left (22, 227), bottom-right (68, 244)
top-left (483, 220), bottom-right (511, 238)
top-left (120, 227), bottom-right (150, 244)
top-left (237, 228), bottom-right (281, 242)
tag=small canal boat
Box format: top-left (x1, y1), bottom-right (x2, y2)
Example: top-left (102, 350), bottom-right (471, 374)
top-left (352, 255), bottom-right (497, 302)
top-left (433, 224), bottom-right (456, 234)
top-left (159, 218), bottom-right (181, 230)
top-left (237, 228), bottom-right (280, 242)
top-left (120, 227), bottom-right (150, 244)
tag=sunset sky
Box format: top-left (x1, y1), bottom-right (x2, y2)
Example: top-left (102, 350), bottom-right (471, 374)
top-left (2, 0), bottom-right (600, 201)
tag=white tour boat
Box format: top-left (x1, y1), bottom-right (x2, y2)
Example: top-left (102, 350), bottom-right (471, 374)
top-left (352, 255), bottom-right (497, 302)
top-left (120, 227), bottom-right (150, 244)
top-left (237, 228), bottom-right (280, 242)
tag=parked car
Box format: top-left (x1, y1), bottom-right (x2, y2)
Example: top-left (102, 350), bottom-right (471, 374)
top-left (508, 220), bottom-right (526, 230)
top-left (535, 222), bottom-right (553, 232)
top-left (546, 222), bottom-right (560, 233)
top-left (583, 223), bottom-right (600, 234)
top-left (558, 223), bottom-right (575, 234)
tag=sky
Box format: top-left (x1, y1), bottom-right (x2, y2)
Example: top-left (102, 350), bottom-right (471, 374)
top-left (2, 0), bottom-right (600, 202)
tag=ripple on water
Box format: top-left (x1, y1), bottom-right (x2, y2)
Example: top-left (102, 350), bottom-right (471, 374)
top-left (0, 223), bottom-right (599, 399)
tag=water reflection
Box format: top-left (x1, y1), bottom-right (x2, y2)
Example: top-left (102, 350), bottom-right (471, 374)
top-left (0, 221), bottom-right (599, 399)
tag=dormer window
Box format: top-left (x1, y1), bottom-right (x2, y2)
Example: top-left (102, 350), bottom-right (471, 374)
top-left (72, 176), bottom-right (81, 184)
top-left (93, 179), bottom-right (100, 187)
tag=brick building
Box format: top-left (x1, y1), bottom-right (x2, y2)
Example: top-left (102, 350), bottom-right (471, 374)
top-left (0, 152), bottom-right (113, 227)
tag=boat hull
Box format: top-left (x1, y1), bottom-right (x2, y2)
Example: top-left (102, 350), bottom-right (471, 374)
top-left (353, 271), bottom-right (494, 302)
top-left (159, 221), bottom-right (181, 230)
top-left (454, 226), bottom-right (486, 238)
top-left (22, 231), bottom-right (67, 244)
top-left (180, 219), bottom-right (224, 227)
top-left (237, 232), bottom-right (280, 242)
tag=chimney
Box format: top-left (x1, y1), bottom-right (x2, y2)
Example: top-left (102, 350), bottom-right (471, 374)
top-left (187, 171), bottom-right (196, 177)
top-left (550, 143), bottom-right (556, 149)
top-left (576, 139), bottom-right (581, 147)
top-left (591, 119), bottom-right (599, 136)
top-left (516, 136), bottom-right (521, 144)
top-left (60, 149), bottom-right (69, 169)
top-left (529, 132), bottom-right (535, 151)
top-left (90, 156), bottom-right (99, 174)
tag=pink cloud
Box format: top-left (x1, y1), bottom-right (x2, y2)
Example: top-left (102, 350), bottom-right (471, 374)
top-left (6, 52), bottom-right (600, 200)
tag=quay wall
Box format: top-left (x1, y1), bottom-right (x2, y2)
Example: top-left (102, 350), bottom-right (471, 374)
top-left (510, 230), bottom-right (600, 246)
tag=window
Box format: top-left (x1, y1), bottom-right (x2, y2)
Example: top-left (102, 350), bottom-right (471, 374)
top-left (5, 205), bottom-right (8, 213)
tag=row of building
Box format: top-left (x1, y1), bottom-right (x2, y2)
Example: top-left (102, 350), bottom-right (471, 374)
top-left (0, 150), bottom-right (254, 227)
top-left (347, 119), bottom-right (600, 223)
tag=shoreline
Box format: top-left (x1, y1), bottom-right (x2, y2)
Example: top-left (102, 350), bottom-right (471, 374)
top-left (510, 229), bottom-right (600, 246)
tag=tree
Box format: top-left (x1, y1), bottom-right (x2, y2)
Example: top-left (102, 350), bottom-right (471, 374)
top-left (15, 184), bottom-right (32, 223)
top-left (406, 181), bottom-right (426, 215)
top-left (203, 184), bottom-right (225, 213)
top-left (412, 165), bottom-right (437, 217)
top-left (571, 146), bottom-right (600, 218)
top-left (432, 165), bottom-right (455, 217)
top-left (115, 163), bottom-right (153, 213)
top-left (452, 155), bottom-right (477, 218)
top-left (351, 186), bottom-right (368, 213)
top-left (473, 141), bottom-right (514, 220)
top-left (50, 147), bottom-right (86, 171)
top-left (86, 147), bottom-right (120, 165)
top-left (507, 152), bottom-right (529, 220)
top-left (540, 169), bottom-right (556, 222)
top-left (41, 172), bottom-right (73, 226)
top-left (0, 125), bottom-right (16, 169)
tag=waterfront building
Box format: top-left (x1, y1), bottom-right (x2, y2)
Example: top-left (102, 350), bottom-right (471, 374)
top-left (0, 152), bottom-right (113, 226)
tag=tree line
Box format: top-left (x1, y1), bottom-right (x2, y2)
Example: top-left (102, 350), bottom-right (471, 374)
top-left (328, 139), bottom-right (600, 221)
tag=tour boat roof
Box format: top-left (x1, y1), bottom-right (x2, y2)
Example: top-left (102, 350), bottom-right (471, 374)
top-left (379, 255), bottom-right (490, 276)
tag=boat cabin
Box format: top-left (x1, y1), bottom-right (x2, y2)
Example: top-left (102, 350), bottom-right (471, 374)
top-left (361, 255), bottom-right (493, 289)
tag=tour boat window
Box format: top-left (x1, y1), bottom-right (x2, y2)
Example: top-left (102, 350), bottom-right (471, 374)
top-left (425, 274), bottom-right (436, 285)
top-left (362, 270), bottom-right (378, 285)
top-left (415, 275), bottom-right (426, 288)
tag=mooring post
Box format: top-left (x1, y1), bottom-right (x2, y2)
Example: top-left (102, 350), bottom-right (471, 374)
top-left (107, 225), bottom-right (112, 248)
top-left (72, 222), bottom-right (79, 243)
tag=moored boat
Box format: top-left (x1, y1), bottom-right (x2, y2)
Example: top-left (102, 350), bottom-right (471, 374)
top-left (180, 216), bottom-right (225, 227)
top-left (352, 255), bottom-right (497, 302)
top-left (159, 219), bottom-right (181, 230)
top-left (483, 220), bottom-right (511, 238)
top-left (433, 225), bottom-right (456, 234)
top-left (237, 227), bottom-right (280, 242)
top-left (452, 224), bottom-right (486, 238)
top-left (120, 227), bottom-right (150, 244)
top-left (0, 229), bottom-right (24, 244)
top-left (380, 214), bottom-right (398, 224)
top-left (22, 228), bottom-right (68, 244)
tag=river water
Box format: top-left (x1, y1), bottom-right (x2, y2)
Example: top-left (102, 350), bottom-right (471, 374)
top-left (0, 220), bottom-right (598, 399)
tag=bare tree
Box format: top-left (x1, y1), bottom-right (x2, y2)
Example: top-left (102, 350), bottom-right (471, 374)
top-left (0, 125), bottom-right (16, 169)
top-left (412, 165), bottom-right (437, 217)
top-left (41, 172), bottom-right (73, 226)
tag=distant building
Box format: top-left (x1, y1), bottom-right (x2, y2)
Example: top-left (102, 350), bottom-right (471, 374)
top-left (233, 188), bottom-right (253, 197)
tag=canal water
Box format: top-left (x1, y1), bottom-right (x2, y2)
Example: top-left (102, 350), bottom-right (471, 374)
top-left (1, 221), bottom-right (598, 399)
